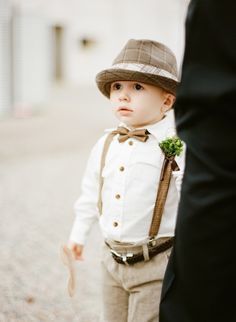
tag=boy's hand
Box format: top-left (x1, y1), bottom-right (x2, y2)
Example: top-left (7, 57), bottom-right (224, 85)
top-left (68, 241), bottom-right (84, 261)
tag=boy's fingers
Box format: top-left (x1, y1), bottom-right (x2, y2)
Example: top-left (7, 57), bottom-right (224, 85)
top-left (75, 254), bottom-right (84, 261)
top-left (67, 242), bottom-right (84, 260)
top-left (73, 249), bottom-right (84, 261)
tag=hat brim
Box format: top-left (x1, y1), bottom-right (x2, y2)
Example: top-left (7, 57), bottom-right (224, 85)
top-left (96, 68), bottom-right (179, 98)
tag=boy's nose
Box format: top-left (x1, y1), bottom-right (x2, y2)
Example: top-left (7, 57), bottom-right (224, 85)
top-left (118, 90), bottom-right (130, 101)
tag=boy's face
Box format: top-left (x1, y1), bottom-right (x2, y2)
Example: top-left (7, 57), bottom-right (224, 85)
top-left (110, 81), bottom-right (175, 128)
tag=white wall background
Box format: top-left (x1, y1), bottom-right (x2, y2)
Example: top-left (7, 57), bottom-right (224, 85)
top-left (2, 0), bottom-right (189, 114)
top-left (12, 8), bottom-right (51, 108)
top-left (0, 0), bottom-right (12, 116)
top-left (43, 0), bottom-right (189, 85)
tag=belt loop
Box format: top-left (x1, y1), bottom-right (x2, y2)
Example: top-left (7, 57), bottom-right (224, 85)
top-left (142, 244), bottom-right (150, 261)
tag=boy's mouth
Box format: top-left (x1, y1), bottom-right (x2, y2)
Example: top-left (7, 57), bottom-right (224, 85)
top-left (117, 106), bottom-right (133, 112)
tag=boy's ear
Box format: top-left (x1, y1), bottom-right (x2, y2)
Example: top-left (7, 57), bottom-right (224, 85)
top-left (162, 93), bottom-right (176, 113)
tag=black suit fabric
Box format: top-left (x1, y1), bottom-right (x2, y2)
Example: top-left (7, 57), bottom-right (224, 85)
top-left (160, 0), bottom-right (236, 321)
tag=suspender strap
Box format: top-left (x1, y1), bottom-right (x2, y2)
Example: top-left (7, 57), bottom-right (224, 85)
top-left (148, 157), bottom-right (176, 238)
top-left (97, 132), bottom-right (117, 215)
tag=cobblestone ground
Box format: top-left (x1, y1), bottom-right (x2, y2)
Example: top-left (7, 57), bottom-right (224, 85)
top-left (0, 84), bottom-right (117, 322)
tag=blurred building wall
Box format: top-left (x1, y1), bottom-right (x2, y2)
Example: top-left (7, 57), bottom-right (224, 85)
top-left (2, 0), bottom-right (189, 116)
top-left (0, 1), bottom-right (51, 116)
top-left (0, 0), bottom-right (12, 117)
top-left (45, 0), bottom-right (189, 85)
top-left (12, 6), bottom-right (51, 114)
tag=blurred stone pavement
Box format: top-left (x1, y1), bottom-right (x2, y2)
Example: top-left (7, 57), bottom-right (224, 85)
top-left (0, 83), bottom-right (117, 322)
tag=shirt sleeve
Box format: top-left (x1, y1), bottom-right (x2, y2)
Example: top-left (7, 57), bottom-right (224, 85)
top-left (172, 142), bottom-right (186, 197)
top-left (69, 134), bottom-right (107, 245)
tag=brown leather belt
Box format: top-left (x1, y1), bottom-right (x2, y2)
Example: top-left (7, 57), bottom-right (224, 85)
top-left (105, 237), bottom-right (174, 265)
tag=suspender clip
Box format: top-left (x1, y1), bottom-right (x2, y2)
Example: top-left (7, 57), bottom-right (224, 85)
top-left (148, 237), bottom-right (157, 247)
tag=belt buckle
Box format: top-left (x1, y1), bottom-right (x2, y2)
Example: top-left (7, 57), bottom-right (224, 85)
top-left (122, 253), bottom-right (134, 265)
top-left (110, 249), bottom-right (134, 265)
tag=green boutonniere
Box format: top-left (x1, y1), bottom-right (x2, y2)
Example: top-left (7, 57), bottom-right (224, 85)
top-left (159, 136), bottom-right (183, 158)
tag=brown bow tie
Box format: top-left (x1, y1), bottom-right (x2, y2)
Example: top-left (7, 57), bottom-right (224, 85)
top-left (112, 126), bottom-right (150, 143)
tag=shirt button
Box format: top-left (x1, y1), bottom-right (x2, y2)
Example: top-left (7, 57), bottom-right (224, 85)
top-left (119, 166), bottom-right (125, 172)
top-left (113, 221), bottom-right (118, 227)
top-left (115, 194), bottom-right (121, 199)
top-left (128, 140), bottom-right (134, 145)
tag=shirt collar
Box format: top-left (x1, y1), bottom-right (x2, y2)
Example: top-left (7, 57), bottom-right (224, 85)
top-left (104, 110), bottom-right (176, 141)
top-left (146, 110), bottom-right (175, 140)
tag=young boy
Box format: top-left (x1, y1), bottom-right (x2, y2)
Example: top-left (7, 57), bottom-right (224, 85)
top-left (68, 39), bottom-right (185, 321)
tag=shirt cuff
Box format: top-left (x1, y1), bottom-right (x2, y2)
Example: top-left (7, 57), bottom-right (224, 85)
top-left (69, 220), bottom-right (90, 245)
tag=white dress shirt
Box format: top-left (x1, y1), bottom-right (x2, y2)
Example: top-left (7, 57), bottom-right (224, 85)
top-left (70, 110), bottom-right (185, 245)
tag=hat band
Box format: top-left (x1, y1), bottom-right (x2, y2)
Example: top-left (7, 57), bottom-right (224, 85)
top-left (110, 63), bottom-right (178, 82)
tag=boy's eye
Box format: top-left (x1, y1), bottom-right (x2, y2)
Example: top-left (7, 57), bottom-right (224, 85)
top-left (134, 83), bottom-right (143, 90)
top-left (111, 83), bottom-right (122, 90)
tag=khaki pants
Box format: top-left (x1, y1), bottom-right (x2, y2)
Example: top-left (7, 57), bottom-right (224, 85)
top-left (100, 243), bottom-right (171, 322)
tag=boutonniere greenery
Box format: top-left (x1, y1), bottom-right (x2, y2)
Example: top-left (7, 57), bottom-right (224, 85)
top-left (159, 136), bottom-right (183, 158)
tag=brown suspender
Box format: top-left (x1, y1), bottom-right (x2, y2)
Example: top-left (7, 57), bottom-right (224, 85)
top-left (97, 132), bottom-right (117, 216)
top-left (97, 132), bottom-right (178, 239)
top-left (148, 158), bottom-right (173, 238)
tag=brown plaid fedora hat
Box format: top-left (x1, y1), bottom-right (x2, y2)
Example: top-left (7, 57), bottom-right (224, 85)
top-left (96, 39), bottom-right (179, 98)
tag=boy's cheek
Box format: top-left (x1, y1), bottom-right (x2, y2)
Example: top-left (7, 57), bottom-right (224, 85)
top-left (111, 105), bottom-right (118, 113)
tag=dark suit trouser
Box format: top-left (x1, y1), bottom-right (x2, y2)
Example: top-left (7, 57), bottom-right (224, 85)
top-left (160, 1), bottom-right (236, 321)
